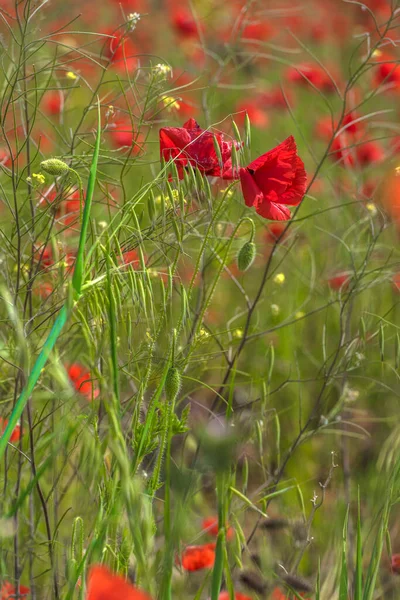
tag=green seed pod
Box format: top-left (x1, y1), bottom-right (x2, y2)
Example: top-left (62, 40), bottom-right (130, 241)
top-left (237, 241), bottom-right (256, 272)
top-left (40, 158), bottom-right (70, 176)
top-left (165, 366), bottom-right (181, 402)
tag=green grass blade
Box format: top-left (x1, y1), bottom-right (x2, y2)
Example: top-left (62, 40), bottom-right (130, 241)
top-left (339, 508), bottom-right (349, 600)
top-left (72, 100), bottom-right (102, 295)
top-left (354, 487), bottom-right (363, 600)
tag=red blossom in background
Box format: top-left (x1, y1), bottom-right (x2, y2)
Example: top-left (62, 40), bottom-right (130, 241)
top-left (180, 543), bottom-right (216, 571)
top-left (67, 363), bottom-right (99, 401)
top-left (264, 222), bottom-right (287, 244)
top-left (120, 249), bottom-right (141, 269)
top-left (170, 8), bottom-right (198, 39)
top-left (327, 272), bottom-right (350, 291)
top-left (286, 63), bottom-right (337, 93)
top-left (43, 91), bottom-right (63, 116)
top-left (0, 418), bottom-right (21, 443)
top-left (239, 136), bottom-right (307, 221)
top-left (103, 30), bottom-right (139, 72)
top-left (372, 52), bottom-right (400, 90)
top-left (270, 588), bottom-right (310, 600)
top-left (219, 592), bottom-right (252, 600)
top-left (160, 118), bottom-right (237, 180)
top-left (108, 120), bottom-right (145, 155)
top-left (202, 516), bottom-right (234, 540)
top-left (0, 582), bottom-right (30, 599)
top-left (391, 553), bottom-right (400, 574)
top-left (86, 564), bottom-right (152, 600)
top-left (235, 100), bottom-right (269, 128)
top-left (392, 273), bottom-right (400, 292)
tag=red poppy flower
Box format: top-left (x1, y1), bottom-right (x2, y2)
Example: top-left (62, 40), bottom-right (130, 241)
top-left (103, 30), bottom-right (139, 72)
top-left (270, 589), bottom-right (288, 600)
top-left (0, 148), bottom-right (11, 167)
top-left (327, 272), bottom-right (350, 291)
top-left (159, 118), bottom-right (237, 180)
top-left (0, 418), bottom-right (21, 443)
top-left (35, 282), bottom-right (54, 299)
top-left (180, 543), bottom-right (216, 571)
top-left (43, 91), bottom-right (63, 116)
top-left (202, 517), bottom-right (234, 540)
top-left (219, 592), bottom-right (252, 600)
top-left (241, 19), bottom-right (275, 44)
top-left (87, 564), bottom-right (152, 600)
top-left (33, 243), bottom-right (53, 269)
top-left (355, 140), bottom-right (384, 168)
top-left (67, 363), bottom-right (99, 401)
top-left (108, 121), bottom-right (144, 155)
top-left (259, 87), bottom-right (294, 111)
top-left (391, 553), bottom-right (400, 574)
top-left (264, 222), bottom-right (287, 244)
top-left (286, 63), bottom-right (337, 93)
top-left (372, 53), bottom-right (400, 90)
top-left (235, 100), bottom-right (269, 129)
top-left (393, 274), bottom-right (400, 293)
top-left (120, 249), bottom-right (141, 269)
top-left (239, 136), bottom-right (306, 221)
top-left (170, 9), bottom-right (198, 39)
top-left (0, 582), bottom-right (30, 599)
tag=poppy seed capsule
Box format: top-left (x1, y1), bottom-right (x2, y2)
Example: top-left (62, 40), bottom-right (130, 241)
top-left (237, 241), bottom-right (256, 271)
top-left (40, 158), bottom-right (70, 176)
top-left (239, 570), bottom-right (267, 594)
top-left (165, 366), bottom-right (181, 402)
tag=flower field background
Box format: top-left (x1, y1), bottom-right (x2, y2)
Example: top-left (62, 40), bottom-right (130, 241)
top-left (0, 0), bottom-right (400, 598)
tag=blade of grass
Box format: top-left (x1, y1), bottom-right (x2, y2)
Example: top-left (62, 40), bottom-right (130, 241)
top-left (354, 487), bottom-right (363, 600)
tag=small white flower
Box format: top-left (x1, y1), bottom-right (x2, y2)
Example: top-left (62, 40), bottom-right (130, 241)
top-left (154, 63), bottom-right (171, 76)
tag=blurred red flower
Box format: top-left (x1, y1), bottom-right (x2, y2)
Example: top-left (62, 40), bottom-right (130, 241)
top-left (33, 243), bottom-right (53, 269)
top-left (259, 87), bottom-right (294, 111)
top-left (103, 30), bottom-right (139, 72)
top-left (35, 281), bottom-right (54, 299)
top-left (0, 418), bottom-right (21, 443)
top-left (120, 249), bottom-right (141, 269)
top-left (392, 273), bottom-right (400, 292)
top-left (87, 564), bottom-right (152, 600)
top-left (391, 553), bottom-right (400, 573)
top-left (0, 582), bottom-right (30, 599)
top-left (264, 222), bottom-right (287, 244)
top-left (43, 91), bottom-right (63, 116)
top-left (170, 8), bottom-right (198, 39)
top-left (159, 118), bottom-right (237, 179)
top-left (108, 121), bottom-right (144, 155)
top-left (372, 53), bottom-right (400, 90)
top-left (270, 588), bottom-right (310, 600)
top-left (67, 364), bottom-right (99, 401)
top-left (0, 148), bottom-right (11, 167)
top-left (327, 272), bottom-right (350, 291)
top-left (202, 516), bottom-right (234, 540)
top-left (180, 543), bottom-right (216, 571)
top-left (235, 100), bottom-right (269, 128)
top-left (239, 136), bottom-right (307, 220)
top-left (355, 140), bottom-right (384, 168)
top-left (286, 63), bottom-right (337, 93)
top-left (219, 592), bottom-right (252, 600)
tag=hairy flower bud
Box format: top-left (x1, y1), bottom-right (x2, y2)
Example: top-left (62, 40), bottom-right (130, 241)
top-left (165, 366), bottom-right (181, 402)
top-left (237, 241), bottom-right (256, 272)
top-left (40, 158), bottom-right (70, 176)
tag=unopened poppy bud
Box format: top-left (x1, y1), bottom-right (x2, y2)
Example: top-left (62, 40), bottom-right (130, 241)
top-left (237, 241), bottom-right (256, 271)
top-left (40, 158), bottom-right (70, 176)
top-left (165, 366), bottom-right (181, 402)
